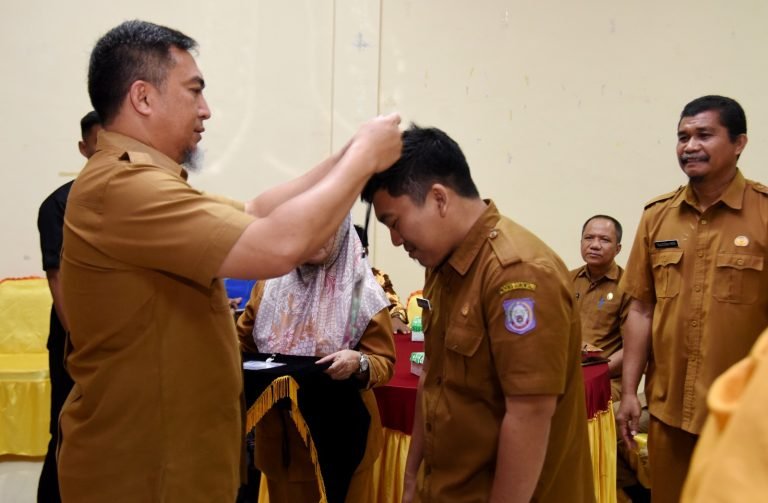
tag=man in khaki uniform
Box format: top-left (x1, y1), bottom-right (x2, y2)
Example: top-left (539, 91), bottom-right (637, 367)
top-left (571, 214), bottom-right (630, 401)
top-left (59, 20), bottom-right (401, 502)
top-left (571, 216), bottom-right (650, 501)
top-left (617, 95), bottom-right (768, 503)
top-left (362, 125), bottom-right (594, 503)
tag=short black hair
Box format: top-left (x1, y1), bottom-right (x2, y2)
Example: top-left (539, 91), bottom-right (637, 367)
top-left (581, 215), bottom-right (623, 244)
top-left (79, 111), bottom-right (101, 140)
top-left (88, 20), bottom-right (197, 124)
top-left (679, 95), bottom-right (746, 141)
top-left (361, 124), bottom-right (480, 205)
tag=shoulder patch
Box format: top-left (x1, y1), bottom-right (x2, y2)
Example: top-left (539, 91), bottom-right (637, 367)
top-left (644, 186), bottom-right (683, 209)
top-left (503, 298), bottom-right (536, 335)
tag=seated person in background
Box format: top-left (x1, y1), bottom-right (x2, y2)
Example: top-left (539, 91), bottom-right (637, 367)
top-left (237, 215), bottom-right (395, 503)
top-left (354, 224), bottom-right (411, 334)
top-left (571, 215), bottom-right (630, 399)
top-left (571, 215), bottom-right (650, 502)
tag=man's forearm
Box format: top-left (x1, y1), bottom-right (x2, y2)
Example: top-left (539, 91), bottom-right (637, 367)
top-left (46, 269), bottom-right (69, 332)
top-left (608, 348), bottom-right (624, 378)
top-left (245, 143), bottom-right (348, 218)
top-left (490, 395), bottom-right (555, 503)
top-left (621, 300), bottom-right (653, 396)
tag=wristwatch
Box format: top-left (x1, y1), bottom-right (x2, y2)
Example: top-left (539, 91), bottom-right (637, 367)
top-left (358, 352), bottom-right (370, 373)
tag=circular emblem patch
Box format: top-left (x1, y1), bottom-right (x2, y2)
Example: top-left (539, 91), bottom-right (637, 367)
top-left (503, 298), bottom-right (536, 335)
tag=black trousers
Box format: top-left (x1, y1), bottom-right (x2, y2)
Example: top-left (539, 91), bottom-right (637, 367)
top-left (37, 310), bottom-right (73, 503)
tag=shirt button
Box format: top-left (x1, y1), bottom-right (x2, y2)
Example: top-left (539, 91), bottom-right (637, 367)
top-left (489, 229), bottom-right (498, 239)
top-left (694, 285), bottom-right (701, 292)
top-left (697, 252), bottom-right (704, 258)
top-left (700, 219), bottom-right (708, 225)
top-left (691, 320), bottom-right (698, 327)
top-left (737, 259), bottom-right (744, 266)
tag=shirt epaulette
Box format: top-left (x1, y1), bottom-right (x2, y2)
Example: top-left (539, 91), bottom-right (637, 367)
top-left (489, 226), bottom-right (522, 268)
top-left (747, 180), bottom-right (768, 196)
top-left (644, 187), bottom-right (683, 209)
top-left (126, 151), bottom-right (154, 164)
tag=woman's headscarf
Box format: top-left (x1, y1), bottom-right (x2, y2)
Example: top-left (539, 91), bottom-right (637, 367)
top-left (252, 215), bottom-right (388, 356)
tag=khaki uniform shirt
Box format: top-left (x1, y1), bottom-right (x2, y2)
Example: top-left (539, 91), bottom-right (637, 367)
top-left (681, 327), bottom-right (768, 502)
top-left (418, 201), bottom-right (594, 503)
top-left (571, 263), bottom-right (630, 400)
top-left (59, 132), bottom-right (254, 502)
top-left (621, 170), bottom-right (768, 434)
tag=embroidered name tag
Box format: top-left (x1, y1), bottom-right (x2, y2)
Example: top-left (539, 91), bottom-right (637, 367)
top-left (654, 240), bottom-right (679, 249)
top-left (499, 281), bottom-right (537, 295)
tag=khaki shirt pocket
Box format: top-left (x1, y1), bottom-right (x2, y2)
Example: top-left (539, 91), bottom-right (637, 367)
top-left (651, 250), bottom-right (683, 299)
top-left (713, 253), bottom-right (764, 304)
top-left (444, 324), bottom-right (488, 393)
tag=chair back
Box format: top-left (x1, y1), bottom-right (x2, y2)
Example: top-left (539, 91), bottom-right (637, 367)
top-left (0, 277), bottom-right (51, 354)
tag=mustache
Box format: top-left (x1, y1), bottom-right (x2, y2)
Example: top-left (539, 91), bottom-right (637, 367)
top-left (680, 154), bottom-right (709, 163)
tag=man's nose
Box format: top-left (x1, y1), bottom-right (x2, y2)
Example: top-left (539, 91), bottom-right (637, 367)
top-left (683, 137), bottom-right (699, 151)
top-left (390, 228), bottom-right (404, 247)
top-left (200, 96), bottom-right (212, 120)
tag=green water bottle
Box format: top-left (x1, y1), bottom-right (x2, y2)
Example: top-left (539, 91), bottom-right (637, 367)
top-left (411, 315), bottom-right (424, 342)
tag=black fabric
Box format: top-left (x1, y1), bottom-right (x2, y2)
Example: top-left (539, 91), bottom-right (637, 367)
top-left (36, 181), bottom-right (75, 503)
top-left (242, 353), bottom-right (370, 503)
top-left (37, 181), bottom-right (73, 271)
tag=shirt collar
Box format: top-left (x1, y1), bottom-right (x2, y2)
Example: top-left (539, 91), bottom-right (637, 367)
top-left (447, 199), bottom-right (500, 276)
top-left (575, 261), bottom-right (620, 282)
top-left (97, 130), bottom-right (189, 181)
top-left (674, 169), bottom-right (746, 211)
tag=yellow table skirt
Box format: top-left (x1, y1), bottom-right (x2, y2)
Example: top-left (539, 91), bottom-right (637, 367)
top-left (588, 401), bottom-right (617, 503)
top-left (0, 361), bottom-right (51, 456)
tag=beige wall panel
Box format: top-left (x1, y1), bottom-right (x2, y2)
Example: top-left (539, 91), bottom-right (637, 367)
top-left (0, 1), bottom-right (336, 278)
top-left (376, 0), bottom-right (768, 296)
top-left (2, 0), bottom-right (768, 306)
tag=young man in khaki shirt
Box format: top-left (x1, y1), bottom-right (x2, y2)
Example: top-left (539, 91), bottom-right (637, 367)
top-left (59, 20), bottom-right (401, 503)
top-left (363, 125), bottom-right (594, 503)
top-left (617, 95), bottom-right (768, 503)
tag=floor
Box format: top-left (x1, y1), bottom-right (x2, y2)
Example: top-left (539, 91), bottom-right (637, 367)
top-left (0, 456), bottom-right (43, 503)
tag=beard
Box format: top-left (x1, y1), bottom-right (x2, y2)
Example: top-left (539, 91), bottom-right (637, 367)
top-left (182, 148), bottom-right (205, 173)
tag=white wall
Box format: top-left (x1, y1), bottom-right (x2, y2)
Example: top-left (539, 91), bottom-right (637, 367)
top-left (2, 1), bottom-right (768, 299)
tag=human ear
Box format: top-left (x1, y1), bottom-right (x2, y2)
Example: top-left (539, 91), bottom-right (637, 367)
top-left (431, 184), bottom-right (449, 217)
top-left (734, 133), bottom-right (748, 156)
top-left (128, 80), bottom-right (153, 117)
